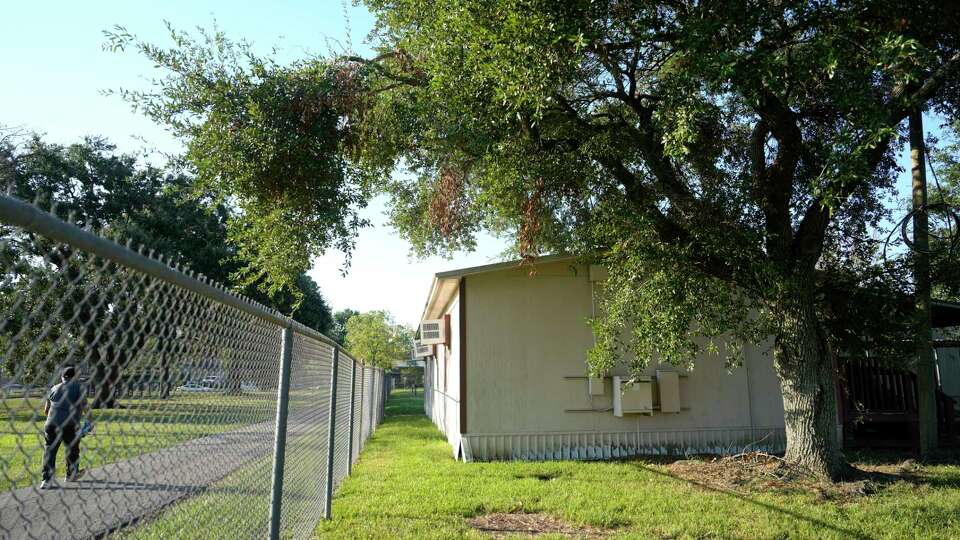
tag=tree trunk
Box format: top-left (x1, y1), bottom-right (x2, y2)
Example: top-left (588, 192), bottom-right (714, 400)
top-left (160, 358), bottom-right (171, 399)
top-left (91, 348), bottom-right (121, 409)
top-left (773, 298), bottom-right (844, 480)
top-left (83, 304), bottom-right (119, 410)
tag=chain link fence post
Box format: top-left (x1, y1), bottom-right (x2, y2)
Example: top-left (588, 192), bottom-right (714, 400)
top-left (357, 367), bottom-right (364, 452)
top-left (323, 348), bottom-right (339, 520)
top-left (368, 369), bottom-right (375, 435)
top-left (268, 326), bottom-right (294, 540)
top-left (347, 357), bottom-right (357, 475)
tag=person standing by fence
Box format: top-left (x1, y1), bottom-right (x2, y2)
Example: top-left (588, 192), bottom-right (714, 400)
top-left (40, 366), bottom-right (87, 489)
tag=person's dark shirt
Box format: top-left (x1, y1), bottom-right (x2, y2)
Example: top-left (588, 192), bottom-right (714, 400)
top-left (45, 380), bottom-right (85, 427)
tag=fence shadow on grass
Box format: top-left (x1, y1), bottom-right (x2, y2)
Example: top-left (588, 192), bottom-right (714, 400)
top-left (632, 463), bottom-right (874, 540)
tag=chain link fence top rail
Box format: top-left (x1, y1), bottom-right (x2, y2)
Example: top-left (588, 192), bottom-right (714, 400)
top-left (0, 193), bottom-right (385, 540)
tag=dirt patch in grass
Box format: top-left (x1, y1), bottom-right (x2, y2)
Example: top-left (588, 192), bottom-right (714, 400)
top-left (468, 512), bottom-right (611, 538)
top-left (666, 452), bottom-right (926, 501)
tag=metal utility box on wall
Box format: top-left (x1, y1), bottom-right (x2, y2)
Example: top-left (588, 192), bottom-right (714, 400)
top-left (588, 376), bottom-right (605, 396)
top-left (613, 376), bottom-right (653, 417)
top-left (656, 370), bottom-right (681, 413)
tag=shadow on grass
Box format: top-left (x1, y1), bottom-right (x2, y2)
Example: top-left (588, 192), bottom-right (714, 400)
top-left (631, 451), bottom-right (960, 540)
top-left (632, 463), bottom-right (875, 540)
top-left (623, 450), bottom-right (960, 491)
top-left (842, 456), bottom-right (960, 490)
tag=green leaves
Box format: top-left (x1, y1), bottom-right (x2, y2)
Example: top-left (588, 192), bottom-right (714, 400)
top-left (358, 0), bottom-right (960, 382)
top-left (108, 24), bottom-right (368, 298)
top-left (344, 311), bottom-right (413, 368)
top-left (587, 239), bottom-right (770, 377)
top-left (110, 1), bottom-right (960, 386)
top-left (929, 121), bottom-right (960, 302)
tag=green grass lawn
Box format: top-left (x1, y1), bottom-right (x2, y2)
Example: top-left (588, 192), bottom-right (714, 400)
top-left (116, 432), bottom-right (331, 540)
top-left (317, 390), bottom-right (960, 539)
top-left (0, 392), bottom-right (274, 489)
top-left (112, 453), bottom-right (276, 540)
top-left (384, 387), bottom-right (426, 416)
top-left (115, 390), bottom-right (348, 539)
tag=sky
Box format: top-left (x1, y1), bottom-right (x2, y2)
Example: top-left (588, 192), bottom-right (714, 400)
top-left (0, 2), bottom-right (949, 327)
top-left (0, 0), bottom-right (511, 328)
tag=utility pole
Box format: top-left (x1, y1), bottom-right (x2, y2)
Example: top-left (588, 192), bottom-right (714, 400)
top-left (910, 109), bottom-right (938, 457)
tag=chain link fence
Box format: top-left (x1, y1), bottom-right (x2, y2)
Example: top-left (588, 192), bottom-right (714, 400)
top-left (0, 193), bottom-right (389, 539)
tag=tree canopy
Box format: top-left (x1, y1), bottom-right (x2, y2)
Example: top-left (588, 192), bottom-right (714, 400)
top-left (343, 310), bottom-right (412, 368)
top-left (112, 1), bottom-right (960, 478)
top-left (332, 308), bottom-right (361, 345)
top-left (930, 121), bottom-right (960, 302)
top-left (0, 133), bottom-right (336, 389)
top-left (103, 23), bottom-right (370, 298)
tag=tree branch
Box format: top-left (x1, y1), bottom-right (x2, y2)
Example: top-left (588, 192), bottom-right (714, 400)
top-left (343, 52), bottom-right (426, 87)
top-left (550, 94), bottom-right (742, 282)
top-left (893, 51), bottom-right (960, 114)
top-left (791, 51), bottom-right (960, 270)
top-left (750, 119), bottom-right (769, 183)
top-left (597, 157), bottom-right (737, 283)
top-left (752, 90), bottom-right (802, 261)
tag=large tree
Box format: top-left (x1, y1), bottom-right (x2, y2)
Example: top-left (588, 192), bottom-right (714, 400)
top-left (112, 1), bottom-right (960, 478)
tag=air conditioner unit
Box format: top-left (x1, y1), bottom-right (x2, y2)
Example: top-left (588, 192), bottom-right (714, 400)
top-left (613, 376), bottom-right (653, 417)
top-left (419, 319), bottom-right (445, 345)
top-left (413, 341), bottom-right (432, 358)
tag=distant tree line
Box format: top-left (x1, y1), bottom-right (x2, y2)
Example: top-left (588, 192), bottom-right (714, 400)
top-left (343, 310), bottom-right (412, 369)
top-left (0, 131), bottom-right (335, 405)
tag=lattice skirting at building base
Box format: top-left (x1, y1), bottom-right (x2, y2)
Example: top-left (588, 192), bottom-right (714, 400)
top-left (461, 427), bottom-right (787, 462)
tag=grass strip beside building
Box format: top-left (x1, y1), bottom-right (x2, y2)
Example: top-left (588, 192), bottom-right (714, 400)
top-left (317, 390), bottom-right (960, 539)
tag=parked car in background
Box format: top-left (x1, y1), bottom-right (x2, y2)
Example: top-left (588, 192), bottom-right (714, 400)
top-left (176, 382), bottom-right (213, 393)
top-left (240, 382), bottom-right (258, 392)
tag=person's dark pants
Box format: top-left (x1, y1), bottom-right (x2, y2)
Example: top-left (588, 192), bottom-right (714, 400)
top-left (42, 423), bottom-right (79, 481)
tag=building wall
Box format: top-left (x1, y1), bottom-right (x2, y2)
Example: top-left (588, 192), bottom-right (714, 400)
top-left (939, 347), bottom-right (960, 399)
top-left (935, 328), bottom-right (960, 401)
top-left (940, 347), bottom-right (960, 401)
top-left (461, 261), bottom-right (786, 461)
top-left (424, 294), bottom-right (462, 458)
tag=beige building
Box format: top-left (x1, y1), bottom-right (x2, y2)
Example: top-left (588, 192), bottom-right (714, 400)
top-left (419, 256), bottom-right (791, 461)
top-left (419, 256), bottom-right (960, 461)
